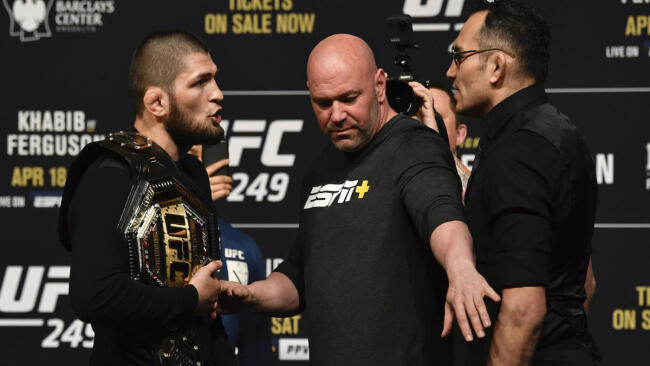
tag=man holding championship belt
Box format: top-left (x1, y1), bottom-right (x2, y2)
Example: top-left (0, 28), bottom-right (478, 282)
top-left (58, 31), bottom-right (236, 365)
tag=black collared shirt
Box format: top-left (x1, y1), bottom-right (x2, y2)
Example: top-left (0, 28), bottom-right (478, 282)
top-left (463, 84), bottom-right (598, 361)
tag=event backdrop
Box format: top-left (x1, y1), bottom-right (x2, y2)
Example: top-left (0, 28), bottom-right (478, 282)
top-left (1, 0), bottom-right (649, 364)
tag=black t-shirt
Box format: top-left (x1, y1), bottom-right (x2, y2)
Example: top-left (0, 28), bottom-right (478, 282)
top-left (275, 114), bottom-right (465, 366)
top-left (66, 152), bottom-right (236, 365)
top-left (462, 85), bottom-right (598, 364)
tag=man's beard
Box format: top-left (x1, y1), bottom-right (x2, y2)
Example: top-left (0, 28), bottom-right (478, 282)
top-left (165, 95), bottom-right (223, 146)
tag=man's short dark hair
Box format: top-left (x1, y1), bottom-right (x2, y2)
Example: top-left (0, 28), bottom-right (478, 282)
top-left (129, 30), bottom-right (209, 115)
top-left (476, 0), bottom-right (550, 83)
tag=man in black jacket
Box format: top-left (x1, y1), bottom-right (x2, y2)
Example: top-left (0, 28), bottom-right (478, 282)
top-left (59, 31), bottom-right (236, 365)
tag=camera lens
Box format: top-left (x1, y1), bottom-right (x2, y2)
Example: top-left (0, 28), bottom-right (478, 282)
top-left (386, 80), bottom-right (422, 116)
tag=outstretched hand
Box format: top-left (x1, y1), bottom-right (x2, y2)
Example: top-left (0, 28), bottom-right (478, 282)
top-left (441, 261), bottom-right (501, 341)
top-left (216, 280), bottom-right (253, 314)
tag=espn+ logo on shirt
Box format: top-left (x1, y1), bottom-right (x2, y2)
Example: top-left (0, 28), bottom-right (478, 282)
top-left (303, 179), bottom-right (370, 209)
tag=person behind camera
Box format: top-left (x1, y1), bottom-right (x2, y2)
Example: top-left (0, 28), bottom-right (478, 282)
top-left (409, 82), bottom-right (471, 191)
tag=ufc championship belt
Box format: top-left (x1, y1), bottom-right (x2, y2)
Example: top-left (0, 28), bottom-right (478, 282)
top-left (59, 132), bottom-right (220, 366)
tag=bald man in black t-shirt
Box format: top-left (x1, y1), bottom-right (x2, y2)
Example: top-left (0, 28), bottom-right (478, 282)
top-left (216, 34), bottom-right (500, 366)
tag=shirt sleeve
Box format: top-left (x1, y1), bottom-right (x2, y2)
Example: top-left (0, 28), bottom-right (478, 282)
top-left (67, 156), bottom-right (198, 325)
top-left (483, 131), bottom-right (563, 289)
top-left (392, 130), bottom-right (466, 242)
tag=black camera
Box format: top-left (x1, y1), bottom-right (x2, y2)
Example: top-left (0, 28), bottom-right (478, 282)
top-left (385, 15), bottom-right (430, 116)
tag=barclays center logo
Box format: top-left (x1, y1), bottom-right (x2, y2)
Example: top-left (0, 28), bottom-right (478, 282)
top-left (4, 0), bottom-right (115, 41)
top-left (2, 0), bottom-right (53, 42)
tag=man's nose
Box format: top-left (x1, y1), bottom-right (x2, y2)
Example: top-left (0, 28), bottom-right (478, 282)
top-left (210, 80), bottom-right (224, 103)
top-left (446, 61), bottom-right (457, 80)
top-left (331, 101), bottom-right (346, 123)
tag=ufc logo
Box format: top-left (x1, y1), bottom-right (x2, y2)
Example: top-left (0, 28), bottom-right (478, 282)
top-left (221, 119), bottom-right (303, 167)
top-left (403, 0), bottom-right (465, 17)
top-left (0, 266), bottom-right (69, 313)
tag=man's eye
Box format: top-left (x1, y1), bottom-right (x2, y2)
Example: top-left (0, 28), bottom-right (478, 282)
top-left (341, 96), bottom-right (356, 104)
top-left (316, 100), bottom-right (332, 108)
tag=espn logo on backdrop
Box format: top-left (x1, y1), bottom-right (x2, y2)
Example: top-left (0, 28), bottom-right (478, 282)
top-left (32, 193), bottom-right (62, 208)
top-left (278, 338), bottom-right (309, 361)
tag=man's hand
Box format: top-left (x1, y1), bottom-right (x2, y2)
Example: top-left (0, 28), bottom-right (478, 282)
top-left (442, 260), bottom-right (501, 341)
top-left (430, 221), bottom-right (501, 341)
top-left (206, 158), bottom-right (233, 201)
top-left (408, 81), bottom-right (438, 132)
top-left (216, 272), bottom-right (300, 317)
top-left (189, 260), bottom-right (222, 318)
top-left (216, 280), bottom-right (254, 314)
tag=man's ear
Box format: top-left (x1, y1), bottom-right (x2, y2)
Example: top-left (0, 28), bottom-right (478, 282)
top-left (489, 53), bottom-right (507, 85)
top-left (375, 68), bottom-right (387, 102)
top-left (456, 123), bottom-right (468, 147)
top-left (143, 86), bottom-right (170, 120)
